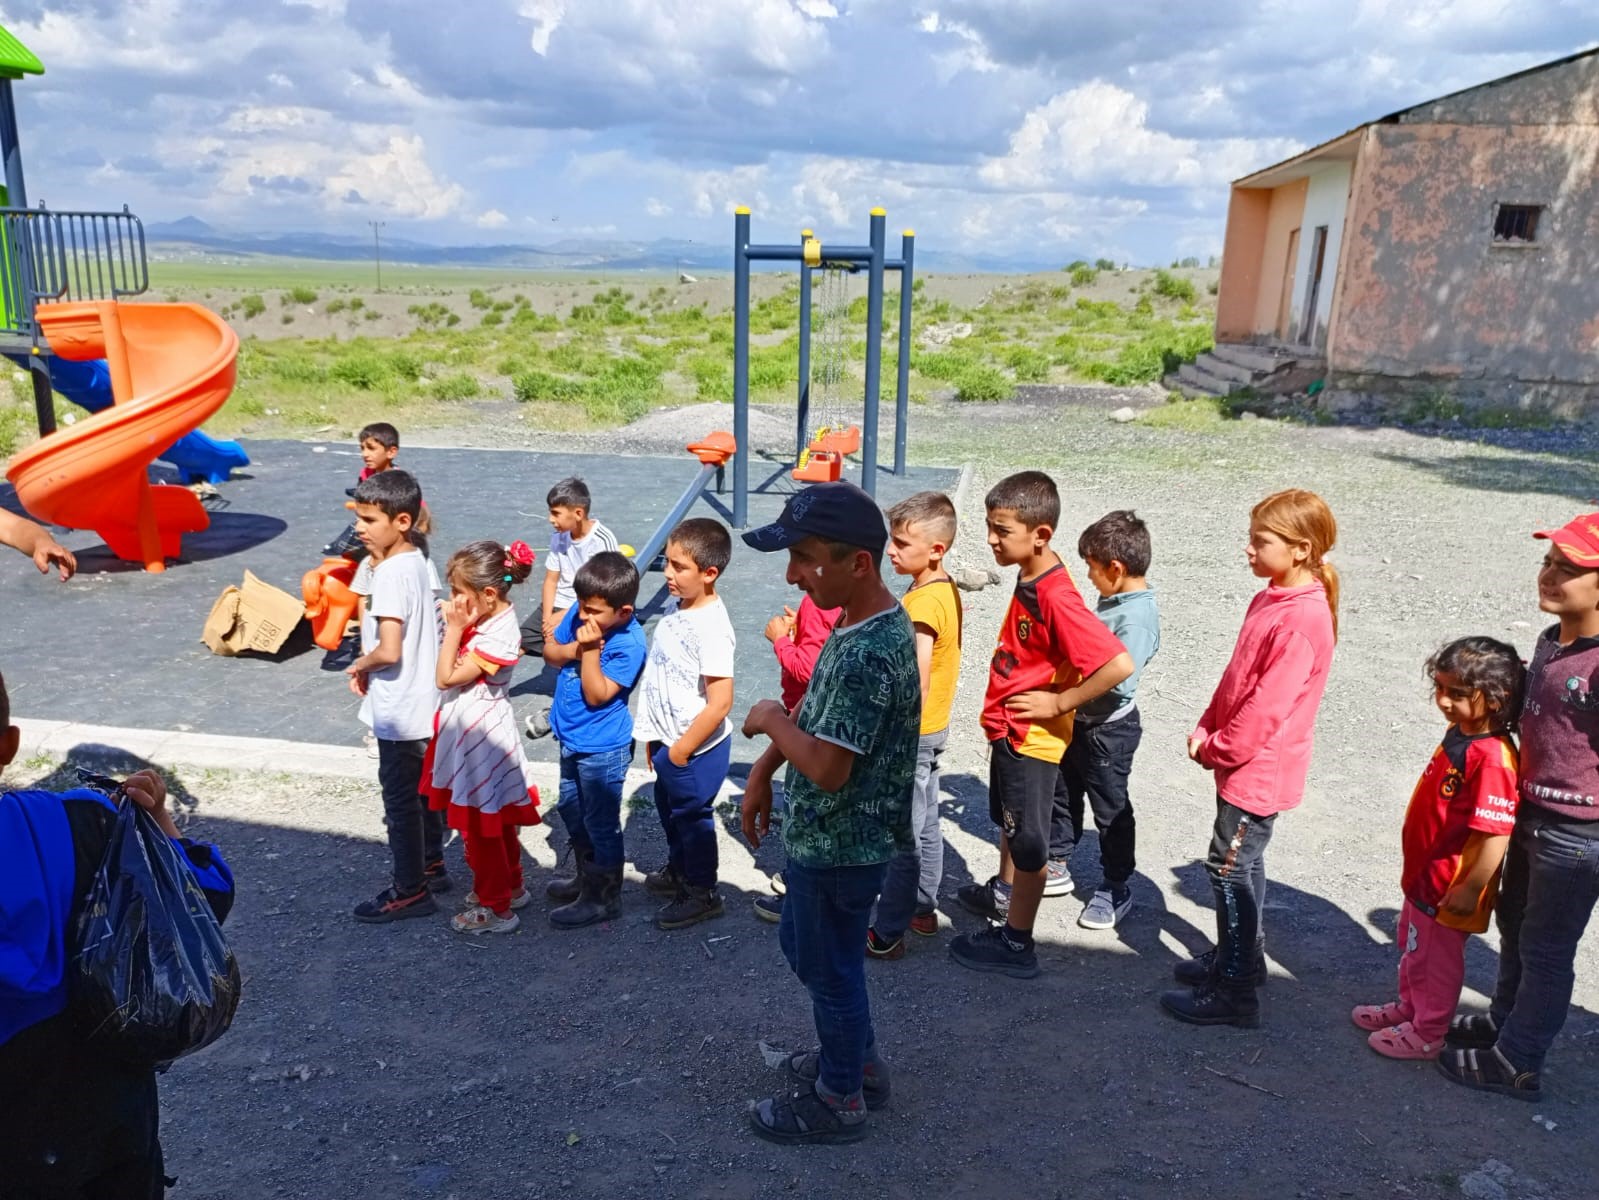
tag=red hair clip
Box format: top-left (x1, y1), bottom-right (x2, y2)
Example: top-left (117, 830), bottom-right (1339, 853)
top-left (505, 540), bottom-right (535, 569)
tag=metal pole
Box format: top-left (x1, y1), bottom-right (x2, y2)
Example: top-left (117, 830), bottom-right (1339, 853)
top-left (861, 208), bottom-right (886, 499)
top-left (894, 229), bottom-right (914, 476)
top-left (369, 220), bottom-right (384, 293)
top-left (28, 355), bottom-right (53, 437)
top-left (732, 207), bottom-right (751, 527)
top-left (0, 80), bottom-right (28, 210)
top-left (796, 227), bottom-right (812, 467)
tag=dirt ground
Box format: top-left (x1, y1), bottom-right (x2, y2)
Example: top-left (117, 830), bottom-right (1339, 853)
top-left (11, 390), bottom-right (1599, 1200)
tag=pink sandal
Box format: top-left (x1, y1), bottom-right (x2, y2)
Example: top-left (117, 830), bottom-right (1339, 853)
top-left (1350, 1002), bottom-right (1408, 1032)
top-left (1367, 1021), bottom-right (1441, 1060)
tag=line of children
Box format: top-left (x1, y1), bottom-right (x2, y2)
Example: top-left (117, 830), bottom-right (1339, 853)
top-left (543, 551), bottom-right (647, 927)
top-left (524, 477), bottom-right (619, 739)
top-left (1353, 637), bottom-right (1523, 1058)
top-left (635, 518), bottom-right (738, 930)
top-left (952, 471), bottom-right (1133, 979)
top-left (868, 491), bottom-right (962, 957)
top-left (1045, 510), bottom-right (1160, 930)
top-left (423, 540), bottom-right (544, 936)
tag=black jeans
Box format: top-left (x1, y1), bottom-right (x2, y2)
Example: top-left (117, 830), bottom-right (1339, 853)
top-left (1206, 798), bottom-right (1276, 985)
top-left (1047, 709), bottom-right (1141, 886)
top-left (1491, 813), bottom-right (1599, 1073)
top-left (377, 737), bottom-right (445, 893)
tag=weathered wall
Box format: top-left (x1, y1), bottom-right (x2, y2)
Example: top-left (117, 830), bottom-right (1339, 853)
top-left (1216, 187), bottom-right (1269, 341)
top-left (1285, 162), bottom-right (1353, 347)
top-left (1253, 178), bottom-right (1309, 339)
top-left (1331, 119), bottom-right (1599, 386)
top-left (1399, 53), bottom-right (1599, 126)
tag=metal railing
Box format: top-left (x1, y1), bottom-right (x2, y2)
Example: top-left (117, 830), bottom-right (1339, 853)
top-left (0, 205), bottom-right (148, 336)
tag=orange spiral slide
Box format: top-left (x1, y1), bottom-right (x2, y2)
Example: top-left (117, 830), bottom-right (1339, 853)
top-left (4, 301), bottom-right (239, 572)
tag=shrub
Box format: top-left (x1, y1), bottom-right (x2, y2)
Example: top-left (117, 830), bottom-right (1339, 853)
top-left (467, 289), bottom-right (492, 310)
top-left (238, 294), bottom-right (265, 319)
top-left (280, 314), bottom-right (294, 325)
top-left (512, 369), bottom-right (584, 403)
top-left (1152, 269), bottom-right (1198, 304)
top-left (1069, 264), bottom-right (1098, 287)
top-left (953, 364), bottom-right (1013, 402)
top-left (480, 310), bottom-right (503, 327)
top-left (407, 302), bottom-right (453, 328)
top-left (364, 309), bottom-right (381, 321)
top-left (330, 352), bottom-right (392, 389)
top-left (325, 298), bottom-right (347, 314)
top-left (349, 297), bottom-right (365, 311)
top-left (1094, 258), bottom-right (1117, 272)
top-left (510, 307), bottom-right (560, 331)
top-left (1003, 346), bottom-right (1051, 383)
top-left (913, 349), bottom-right (980, 382)
top-left (284, 286), bottom-right (318, 306)
top-left (431, 373), bottom-right (481, 401)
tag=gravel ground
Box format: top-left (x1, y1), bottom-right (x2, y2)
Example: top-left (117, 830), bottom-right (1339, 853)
top-left (13, 390), bottom-right (1599, 1200)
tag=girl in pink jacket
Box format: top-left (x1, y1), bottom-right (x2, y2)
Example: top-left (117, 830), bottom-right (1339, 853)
top-left (1161, 488), bottom-right (1339, 1029)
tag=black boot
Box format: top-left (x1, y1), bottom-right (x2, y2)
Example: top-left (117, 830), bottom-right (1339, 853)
top-left (1173, 940), bottom-right (1267, 987)
top-left (655, 883), bottom-right (725, 931)
top-left (643, 861), bottom-right (684, 898)
top-left (550, 862), bottom-right (622, 929)
top-left (545, 844), bottom-right (593, 903)
top-left (1158, 979), bottom-right (1261, 1029)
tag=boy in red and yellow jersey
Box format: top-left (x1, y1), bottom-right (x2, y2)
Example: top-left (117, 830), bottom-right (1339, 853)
top-left (950, 471), bottom-right (1132, 978)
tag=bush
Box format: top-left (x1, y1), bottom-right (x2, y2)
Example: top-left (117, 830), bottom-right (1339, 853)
top-left (1003, 346), bottom-right (1051, 383)
top-left (1094, 258), bottom-right (1118, 272)
top-left (913, 349), bottom-right (980, 382)
top-left (407, 302), bottom-right (453, 328)
top-left (430, 373), bottom-right (481, 401)
top-left (512, 369), bottom-right (584, 403)
top-left (280, 314), bottom-right (294, 325)
top-left (324, 298), bottom-right (347, 314)
top-left (284, 286), bottom-right (318, 306)
top-left (480, 310), bottom-right (503, 327)
top-left (1068, 263), bottom-right (1098, 287)
top-left (467, 289), bottom-right (492, 310)
top-left (1152, 269), bottom-right (1198, 304)
top-left (953, 364), bottom-right (1014, 403)
top-left (510, 307), bottom-right (560, 331)
top-left (349, 297), bottom-right (365, 311)
top-left (238, 294), bottom-right (265, 320)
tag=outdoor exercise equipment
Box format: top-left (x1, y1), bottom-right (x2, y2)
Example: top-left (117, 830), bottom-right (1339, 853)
top-left (730, 206), bottom-right (915, 526)
top-left (629, 430), bottom-right (737, 574)
top-left (0, 21), bottom-right (245, 568)
top-left (301, 557), bottom-right (361, 652)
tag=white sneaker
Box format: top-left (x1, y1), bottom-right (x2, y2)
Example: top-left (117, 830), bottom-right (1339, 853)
top-left (1079, 888), bottom-right (1132, 930)
top-left (463, 888), bottom-right (532, 910)
top-left (524, 709), bottom-right (552, 739)
top-left (1042, 859), bottom-right (1073, 897)
top-left (451, 905), bottom-right (521, 935)
top-left (362, 731), bottom-right (379, 760)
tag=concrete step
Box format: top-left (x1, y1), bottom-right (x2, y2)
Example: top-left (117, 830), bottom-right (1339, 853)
top-left (1209, 342), bottom-right (1292, 375)
top-left (1194, 351), bottom-right (1255, 385)
top-left (1178, 361), bottom-right (1236, 395)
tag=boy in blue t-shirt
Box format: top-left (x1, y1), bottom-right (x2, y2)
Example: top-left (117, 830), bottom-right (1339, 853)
top-left (543, 551), bottom-right (647, 928)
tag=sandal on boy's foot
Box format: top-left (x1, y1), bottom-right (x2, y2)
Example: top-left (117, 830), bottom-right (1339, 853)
top-left (909, 910), bottom-right (939, 937)
top-left (956, 876), bottom-right (1010, 922)
top-left (353, 885), bottom-right (437, 924)
top-left (1351, 1002), bottom-right (1409, 1032)
top-left (1444, 1012), bottom-right (1500, 1050)
top-left (451, 905), bottom-right (521, 936)
top-left (753, 894), bottom-right (783, 924)
top-left (423, 860), bottom-right (452, 894)
top-left (865, 929), bottom-right (905, 960)
top-left (948, 925), bottom-right (1039, 979)
top-left (1436, 1045), bottom-right (1541, 1101)
top-left (785, 1050), bottom-right (891, 1110)
top-left (748, 1084), bottom-right (868, 1145)
top-left (463, 888), bottom-right (532, 911)
top-left (1367, 1021), bottom-right (1440, 1060)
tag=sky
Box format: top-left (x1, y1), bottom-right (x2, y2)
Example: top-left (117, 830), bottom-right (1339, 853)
top-left (0, 0), bottom-right (1590, 265)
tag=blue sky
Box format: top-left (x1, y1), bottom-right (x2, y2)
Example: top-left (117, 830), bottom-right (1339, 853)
top-left (0, 0), bottom-right (1589, 264)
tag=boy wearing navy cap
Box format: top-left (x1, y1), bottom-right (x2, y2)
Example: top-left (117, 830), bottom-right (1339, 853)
top-left (739, 482), bottom-right (920, 1144)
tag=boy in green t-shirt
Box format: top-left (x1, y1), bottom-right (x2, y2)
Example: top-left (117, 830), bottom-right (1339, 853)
top-left (740, 482), bottom-right (921, 1145)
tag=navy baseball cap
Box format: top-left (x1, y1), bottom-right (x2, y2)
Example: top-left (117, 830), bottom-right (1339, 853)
top-left (741, 481), bottom-right (888, 555)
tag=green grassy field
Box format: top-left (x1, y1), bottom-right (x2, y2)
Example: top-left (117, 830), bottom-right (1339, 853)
top-left (149, 257), bottom-right (677, 293)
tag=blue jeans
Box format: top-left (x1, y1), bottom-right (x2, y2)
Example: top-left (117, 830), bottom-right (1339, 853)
top-left (650, 737), bottom-right (731, 889)
top-left (874, 728), bottom-right (947, 939)
top-left (556, 744), bottom-right (632, 870)
top-left (778, 860), bottom-right (886, 1100)
top-left (1491, 813), bottom-right (1599, 1073)
top-left (1207, 798), bottom-right (1275, 983)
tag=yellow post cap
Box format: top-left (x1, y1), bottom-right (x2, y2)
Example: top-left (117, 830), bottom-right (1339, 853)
top-left (903, 229), bottom-right (915, 237)
top-left (734, 205), bottom-right (751, 215)
top-left (869, 207), bottom-right (886, 216)
top-left (801, 229), bottom-right (813, 238)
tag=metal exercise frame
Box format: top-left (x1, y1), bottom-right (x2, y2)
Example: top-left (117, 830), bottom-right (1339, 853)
top-left (731, 206), bottom-right (915, 527)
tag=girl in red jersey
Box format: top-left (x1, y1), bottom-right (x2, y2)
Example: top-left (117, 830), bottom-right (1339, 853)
top-left (1162, 489), bottom-right (1340, 1028)
top-left (1353, 638), bottom-right (1524, 1059)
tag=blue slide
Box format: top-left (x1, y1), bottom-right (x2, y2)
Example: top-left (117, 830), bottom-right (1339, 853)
top-left (13, 355), bottom-right (250, 485)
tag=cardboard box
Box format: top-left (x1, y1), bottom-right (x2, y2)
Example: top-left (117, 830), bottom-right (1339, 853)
top-left (201, 571), bottom-right (305, 656)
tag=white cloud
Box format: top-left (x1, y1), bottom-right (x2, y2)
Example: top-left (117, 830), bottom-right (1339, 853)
top-left (645, 197), bottom-right (672, 217)
top-left (475, 208), bottom-right (509, 228)
top-left (980, 81), bottom-right (1302, 190)
top-left (519, 0), bottom-right (566, 56)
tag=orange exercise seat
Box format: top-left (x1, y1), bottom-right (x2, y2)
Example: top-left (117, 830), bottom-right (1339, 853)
top-left (302, 557), bottom-right (361, 652)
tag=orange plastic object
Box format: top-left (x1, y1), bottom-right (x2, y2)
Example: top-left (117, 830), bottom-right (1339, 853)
top-left (791, 448), bottom-right (843, 482)
top-left (815, 424), bottom-right (861, 456)
top-left (686, 430), bottom-right (737, 466)
top-left (302, 557), bottom-right (361, 651)
top-left (4, 301), bottom-right (239, 572)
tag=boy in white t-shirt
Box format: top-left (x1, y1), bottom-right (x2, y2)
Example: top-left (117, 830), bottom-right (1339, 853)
top-left (636, 518), bottom-right (737, 930)
top-left (524, 476), bottom-right (619, 738)
top-left (344, 470), bottom-right (446, 923)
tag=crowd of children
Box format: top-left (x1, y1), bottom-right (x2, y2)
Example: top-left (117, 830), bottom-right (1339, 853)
top-left (7, 412), bottom-right (1592, 1165)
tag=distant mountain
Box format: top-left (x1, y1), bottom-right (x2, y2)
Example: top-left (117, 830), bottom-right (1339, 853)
top-left (143, 221), bottom-right (1065, 274)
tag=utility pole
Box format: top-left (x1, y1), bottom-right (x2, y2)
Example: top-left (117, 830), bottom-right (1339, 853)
top-left (369, 219), bottom-right (385, 293)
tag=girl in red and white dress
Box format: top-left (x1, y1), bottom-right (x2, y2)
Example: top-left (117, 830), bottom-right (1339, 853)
top-left (425, 539), bottom-right (542, 934)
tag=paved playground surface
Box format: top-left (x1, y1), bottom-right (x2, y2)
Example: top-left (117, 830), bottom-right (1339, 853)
top-left (0, 438), bottom-right (958, 757)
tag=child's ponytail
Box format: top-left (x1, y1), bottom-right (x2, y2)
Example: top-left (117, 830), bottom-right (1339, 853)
top-left (1251, 489), bottom-right (1340, 641)
top-left (445, 539), bottom-right (537, 595)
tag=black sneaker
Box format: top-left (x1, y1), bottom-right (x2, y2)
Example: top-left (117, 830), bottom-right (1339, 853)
top-left (948, 925), bottom-right (1039, 978)
top-left (1444, 1013), bottom-right (1500, 1050)
top-left (1159, 982), bottom-right (1260, 1028)
top-left (956, 876), bottom-right (1010, 922)
top-left (656, 885), bottom-right (726, 931)
top-left (423, 860), bottom-right (452, 894)
top-left (753, 894), bottom-right (783, 924)
top-left (785, 1050), bottom-right (891, 1110)
top-left (1437, 1045), bottom-right (1541, 1101)
top-left (353, 885), bottom-right (438, 924)
top-left (1173, 943), bottom-right (1267, 988)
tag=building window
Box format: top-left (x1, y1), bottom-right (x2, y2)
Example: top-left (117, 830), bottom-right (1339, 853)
top-left (1492, 204), bottom-right (1542, 244)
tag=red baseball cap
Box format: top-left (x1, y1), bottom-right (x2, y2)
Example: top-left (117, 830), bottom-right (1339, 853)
top-left (1534, 512), bottom-right (1599, 567)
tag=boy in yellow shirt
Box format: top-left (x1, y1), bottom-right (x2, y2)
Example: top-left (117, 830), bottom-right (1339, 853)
top-left (868, 492), bottom-right (962, 957)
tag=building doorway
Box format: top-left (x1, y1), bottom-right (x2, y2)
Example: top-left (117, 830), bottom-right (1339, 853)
top-left (1301, 224), bottom-right (1329, 347)
top-left (1275, 227), bottom-right (1299, 341)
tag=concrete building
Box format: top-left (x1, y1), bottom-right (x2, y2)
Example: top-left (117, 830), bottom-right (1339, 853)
top-left (1211, 47), bottom-right (1599, 417)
